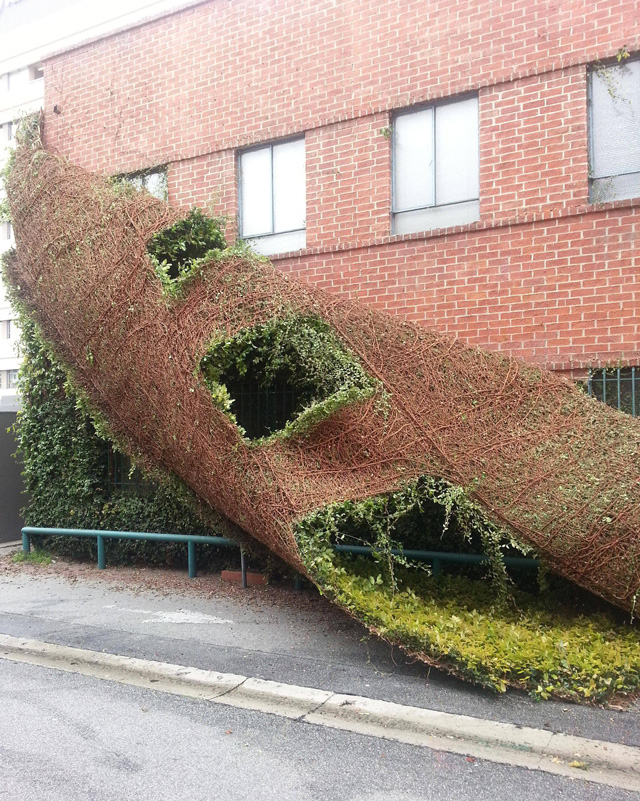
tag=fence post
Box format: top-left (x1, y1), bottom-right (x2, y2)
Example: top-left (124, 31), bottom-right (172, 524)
top-left (97, 534), bottom-right (106, 570)
top-left (21, 530), bottom-right (31, 554)
top-left (240, 548), bottom-right (248, 589)
top-left (188, 539), bottom-right (197, 579)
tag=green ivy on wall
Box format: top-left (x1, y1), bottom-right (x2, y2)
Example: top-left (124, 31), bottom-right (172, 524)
top-left (13, 314), bottom-right (233, 568)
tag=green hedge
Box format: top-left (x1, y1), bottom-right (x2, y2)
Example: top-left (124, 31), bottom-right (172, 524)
top-left (13, 314), bottom-right (237, 570)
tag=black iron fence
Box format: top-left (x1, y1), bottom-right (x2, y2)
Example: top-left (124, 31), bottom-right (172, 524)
top-left (586, 367), bottom-right (639, 417)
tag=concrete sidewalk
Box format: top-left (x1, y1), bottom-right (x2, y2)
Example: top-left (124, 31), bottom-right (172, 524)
top-left (0, 558), bottom-right (638, 749)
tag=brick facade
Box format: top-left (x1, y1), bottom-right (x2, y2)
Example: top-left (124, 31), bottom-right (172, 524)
top-left (42, 0), bottom-right (640, 373)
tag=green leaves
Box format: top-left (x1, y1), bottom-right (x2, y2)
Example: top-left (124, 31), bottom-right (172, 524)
top-left (200, 315), bottom-right (380, 443)
top-left (295, 477), bottom-right (640, 703)
top-left (147, 208), bottom-right (227, 298)
top-left (324, 565), bottom-right (640, 702)
top-left (13, 311), bottom-right (228, 568)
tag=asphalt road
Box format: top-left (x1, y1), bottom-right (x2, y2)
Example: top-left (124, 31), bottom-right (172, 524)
top-left (1, 563), bottom-right (640, 799)
top-left (1, 659), bottom-right (635, 801)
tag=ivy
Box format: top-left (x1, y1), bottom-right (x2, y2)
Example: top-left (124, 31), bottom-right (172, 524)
top-left (147, 208), bottom-right (227, 298)
top-left (200, 315), bottom-right (380, 442)
top-left (11, 311), bottom-right (233, 569)
top-left (325, 565), bottom-right (640, 702)
top-left (293, 479), bottom-right (640, 702)
top-left (294, 476), bottom-right (528, 600)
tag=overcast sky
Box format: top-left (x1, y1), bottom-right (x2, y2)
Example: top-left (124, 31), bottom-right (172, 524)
top-left (0, 0), bottom-right (196, 73)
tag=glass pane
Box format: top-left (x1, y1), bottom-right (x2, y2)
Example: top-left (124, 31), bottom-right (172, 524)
top-left (591, 61), bottom-right (640, 180)
top-left (435, 97), bottom-right (479, 205)
top-left (394, 200), bottom-right (479, 235)
top-left (240, 147), bottom-right (273, 237)
top-left (393, 108), bottom-right (434, 211)
top-left (273, 139), bottom-right (306, 233)
top-left (144, 171), bottom-right (167, 201)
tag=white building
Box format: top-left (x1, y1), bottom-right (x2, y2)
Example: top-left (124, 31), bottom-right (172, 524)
top-left (0, 0), bottom-right (196, 410)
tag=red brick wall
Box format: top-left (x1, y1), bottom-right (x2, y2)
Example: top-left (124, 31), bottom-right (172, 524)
top-left (42, 0), bottom-right (640, 371)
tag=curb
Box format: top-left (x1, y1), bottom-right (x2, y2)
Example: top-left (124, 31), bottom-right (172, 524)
top-left (1, 633), bottom-right (639, 792)
top-left (0, 540), bottom-right (21, 557)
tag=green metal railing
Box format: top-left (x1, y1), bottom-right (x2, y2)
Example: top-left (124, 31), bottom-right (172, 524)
top-left (21, 526), bottom-right (242, 582)
top-left (333, 544), bottom-right (539, 577)
top-left (21, 527), bottom-right (540, 586)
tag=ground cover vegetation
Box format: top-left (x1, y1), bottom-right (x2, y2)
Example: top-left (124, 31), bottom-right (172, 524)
top-left (5, 117), bottom-right (640, 704)
top-left (294, 482), bottom-right (640, 703)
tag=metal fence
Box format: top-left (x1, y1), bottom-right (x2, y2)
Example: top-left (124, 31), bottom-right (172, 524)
top-left (107, 448), bottom-right (156, 494)
top-left (586, 367), bottom-right (638, 417)
top-left (227, 380), bottom-right (299, 439)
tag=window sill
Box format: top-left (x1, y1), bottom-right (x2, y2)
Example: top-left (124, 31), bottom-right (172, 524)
top-left (243, 229), bottom-right (306, 257)
top-left (269, 196), bottom-right (640, 263)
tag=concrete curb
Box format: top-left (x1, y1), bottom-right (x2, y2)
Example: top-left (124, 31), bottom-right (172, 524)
top-left (1, 633), bottom-right (639, 793)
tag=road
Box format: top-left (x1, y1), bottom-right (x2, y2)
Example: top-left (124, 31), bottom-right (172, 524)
top-left (1, 559), bottom-right (639, 799)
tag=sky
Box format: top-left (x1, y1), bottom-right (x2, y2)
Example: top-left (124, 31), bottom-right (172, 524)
top-left (0, 0), bottom-right (197, 74)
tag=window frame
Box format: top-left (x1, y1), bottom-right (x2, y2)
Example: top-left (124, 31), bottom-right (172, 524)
top-left (28, 63), bottom-right (44, 82)
top-left (588, 55), bottom-right (640, 203)
top-left (117, 167), bottom-right (168, 201)
top-left (391, 93), bottom-right (480, 234)
top-left (238, 136), bottom-right (306, 243)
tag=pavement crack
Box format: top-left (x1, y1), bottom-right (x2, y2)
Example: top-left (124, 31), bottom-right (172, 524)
top-left (299, 692), bottom-right (335, 721)
top-left (210, 677), bottom-right (248, 700)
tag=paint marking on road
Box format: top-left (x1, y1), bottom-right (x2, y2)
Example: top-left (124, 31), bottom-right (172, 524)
top-left (102, 605), bottom-right (233, 624)
top-left (1, 633), bottom-right (639, 793)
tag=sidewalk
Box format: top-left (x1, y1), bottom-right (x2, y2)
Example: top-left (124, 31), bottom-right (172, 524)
top-left (1, 555), bottom-right (638, 749)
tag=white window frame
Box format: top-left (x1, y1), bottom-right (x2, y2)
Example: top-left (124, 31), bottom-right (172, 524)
top-left (392, 95), bottom-right (480, 235)
top-left (238, 137), bottom-right (306, 256)
top-left (7, 369), bottom-right (18, 389)
top-left (588, 57), bottom-right (640, 203)
top-left (1, 121), bottom-right (13, 143)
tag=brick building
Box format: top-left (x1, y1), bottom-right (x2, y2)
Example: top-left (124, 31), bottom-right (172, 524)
top-left (41, 0), bottom-right (640, 378)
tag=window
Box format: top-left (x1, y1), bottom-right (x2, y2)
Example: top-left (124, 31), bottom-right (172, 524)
top-left (28, 63), bottom-right (44, 82)
top-left (589, 59), bottom-right (640, 202)
top-left (2, 320), bottom-right (10, 339)
top-left (586, 367), bottom-right (639, 417)
top-left (3, 221), bottom-right (12, 240)
top-left (6, 370), bottom-right (18, 389)
top-left (392, 96), bottom-right (479, 234)
top-left (1, 121), bottom-right (13, 144)
top-left (239, 138), bottom-right (306, 256)
top-left (121, 169), bottom-right (167, 201)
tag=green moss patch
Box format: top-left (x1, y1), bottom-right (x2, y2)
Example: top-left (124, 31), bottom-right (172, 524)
top-left (200, 316), bottom-right (379, 441)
